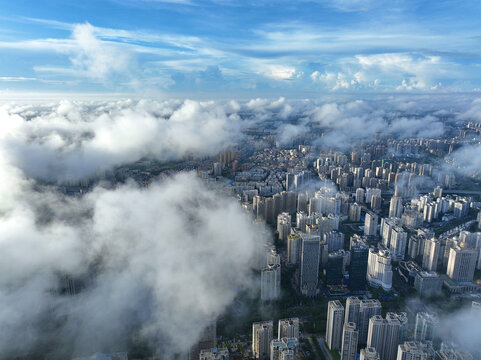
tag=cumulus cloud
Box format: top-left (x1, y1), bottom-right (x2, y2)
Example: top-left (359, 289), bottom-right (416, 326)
top-left (0, 165), bottom-right (266, 357)
top-left (447, 143), bottom-right (481, 175)
top-left (311, 53), bottom-right (455, 92)
top-left (310, 71), bottom-right (352, 90)
top-left (70, 23), bottom-right (133, 81)
top-left (0, 99), bottom-right (242, 182)
top-left (257, 64), bottom-right (300, 80)
top-left (388, 115), bottom-right (445, 138)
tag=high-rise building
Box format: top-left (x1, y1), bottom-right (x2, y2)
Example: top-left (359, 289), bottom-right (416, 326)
top-left (366, 188), bottom-right (382, 204)
top-left (360, 348), bottom-right (380, 360)
top-left (446, 243), bottom-right (477, 282)
top-left (345, 297), bottom-right (362, 328)
top-left (435, 349), bottom-right (473, 360)
top-left (252, 321), bottom-right (274, 360)
top-left (296, 211), bottom-right (311, 232)
top-left (349, 236), bottom-right (369, 291)
top-left (270, 338), bottom-right (298, 360)
top-left (389, 196), bottom-right (403, 218)
top-left (277, 213), bottom-right (291, 243)
top-left (365, 212), bottom-right (379, 236)
top-left (287, 232), bottom-right (301, 264)
top-left (433, 186), bottom-right (443, 199)
top-left (300, 233), bottom-right (321, 296)
top-left (359, 300), bottom-right (382, 344)
top-left (350, 203), bottom-right (362, 222)
top-left (422, 239), bottom-right (441, 272)
top-left (367, 314), bottom-right (402, 360)
top-left (396, 341), bottom-right (433, 360)
top-left (414, 272), bottom-right (443, 297)
top-left (371, 194), bottom-right (382, 210)
top-left (261, 263), bottom-right (281, 301)
top-left (327, 250), bottom-right (345, 286)
top-left (278, 318), bottom-right (299, 339)
top-left (414, 312), bottom-right (439, 342)
top-left (267, 248), bottom-right (280, 266)
top-left (367, 248), bottom-right (393, 291)
top-left (324, 231), bottom-right (345, 252)
top-left (326, 300), bottom-right (345, 350)
top-left (381, 217), bottom-right (402, 249)
top-left (356, 188), bottom-right (366, 204)
top-left (341, 322), bottom-right (359, 360)
top-left (390, 226), bottom-right (407, 261)
top-left (200, 348), bottom-right (229, 360)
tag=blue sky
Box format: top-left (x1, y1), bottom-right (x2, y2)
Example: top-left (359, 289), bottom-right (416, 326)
top-left (1, 0), bottom-right (481, 96)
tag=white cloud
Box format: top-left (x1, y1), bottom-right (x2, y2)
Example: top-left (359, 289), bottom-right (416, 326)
top-left (310, 71), bottom-right (351, 90)
top-left (258, 64), bottom-right (299, 80)
top-left (70, 23), bottom-right (133, 80)
top-left (0, 99), bottom-right (243, 182)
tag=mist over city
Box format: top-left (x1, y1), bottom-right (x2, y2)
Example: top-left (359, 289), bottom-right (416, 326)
top-left (1, 1), bottom-right (481, 360)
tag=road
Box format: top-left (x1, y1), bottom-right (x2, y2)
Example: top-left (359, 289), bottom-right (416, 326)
top-left (318, 337), bottom-right (333, 360)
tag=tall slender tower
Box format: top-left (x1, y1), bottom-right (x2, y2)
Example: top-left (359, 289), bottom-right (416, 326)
top-left (326, 300), bottom-right (345, 351)
top-left (252, 321), bottom-right (274, 360)
top-left (341, 322), bottom-right (359, 360)
top-left (300, 233), bottom-right (321, 296)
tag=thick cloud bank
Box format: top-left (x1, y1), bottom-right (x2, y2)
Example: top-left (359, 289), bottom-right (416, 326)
top-left (0, 99), bottom-right (242, 182)
top-left (0, 96), bottom-right (459, 184)
top-left (0, 159), bottom-right (264, 357)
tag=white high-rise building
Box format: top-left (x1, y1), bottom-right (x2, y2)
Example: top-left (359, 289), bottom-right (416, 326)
top-left (278, 318), bottom-right (299, 339)
top-left (261, 264), bottom-right (281, 301)
top-left (341, 322), bottom-right (359, 360)
top-left (366, 188), bottom-right (382, 204)
top-left (252, 321), bottom-right (274, 360)
top-left (345, 297), bottom-right (361, 329)
top-left (414, 312), bottom-right (439, 342)
top-left (359, 300), bottom-right (382, 344)
top-left (390, 226), bottom-right (407, 261)
top-left (300, 233), bottom-right (321, 296)
top-left (389, 196), bottom-right (403, 218)
top-left (326, 300), bottom-right (345, 351)
top-left (277, 213), bottom-right (291, 243)
top-left (367, 314), bottom-right (402, 360)
top-left (396, 341), bottom-right (433, 360)
top-left (422, 239), bottom-right (441, 272)
top-left (367, 248), bottom-right (393, 291)
top-left (350, 203), bottom-right (362, 222)
top-left (381, 217), bottom-right (402, 248)
top-left (270, 338), bottom-right (298, 360)
top-left (365, 212), bottom-right (379, 236)
top-left (287, 233), bottom-right (301, 264)
top-left (267, 248), bottom-right (280, 266)
top-left (446, 243), bottom-right (477, 282)
top-left (356, 188), bottom-right (366, 204)
top-left (324, 231), bottom-right (345, 252)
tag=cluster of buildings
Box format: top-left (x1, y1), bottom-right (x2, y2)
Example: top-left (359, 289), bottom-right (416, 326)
top-left (252, 318), bottom-right (300, 360)
top-left (325, 299), bottom-right (481, 360)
